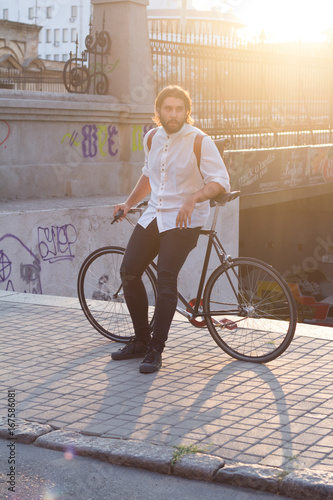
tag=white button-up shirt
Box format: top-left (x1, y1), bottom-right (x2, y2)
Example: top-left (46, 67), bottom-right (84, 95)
top-left (138, 123), bottom-right (231, 232)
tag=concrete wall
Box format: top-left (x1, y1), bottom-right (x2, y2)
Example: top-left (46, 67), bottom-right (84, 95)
top-left (0, 196), bottom-right (239, 300)
top-left (0, 90), bottom-right (154, 200)
top-left (0, 0), bottom-right (239, 301)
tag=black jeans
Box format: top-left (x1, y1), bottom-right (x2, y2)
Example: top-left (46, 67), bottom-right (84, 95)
top-left (120, 218), bottom-right (200, 352)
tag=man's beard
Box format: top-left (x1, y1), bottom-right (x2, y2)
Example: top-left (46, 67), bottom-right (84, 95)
top-left (159, 116), bottom-right (185, 134)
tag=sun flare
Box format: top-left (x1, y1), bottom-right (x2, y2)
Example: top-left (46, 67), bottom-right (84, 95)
top-left (192, 0), bottom-right (333, 42)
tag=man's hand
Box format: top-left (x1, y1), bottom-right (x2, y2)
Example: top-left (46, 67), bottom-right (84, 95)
top-left (112, 202), bottom-right (131, 223)
top-left (176, 195), bottom-right (196, 229)
top-left (176, 182), bottom-right (226, 229)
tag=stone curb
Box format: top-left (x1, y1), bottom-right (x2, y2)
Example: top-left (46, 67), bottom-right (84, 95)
top-left (0, 416), bottom-right (53, 444)
top-left (2, 418), bottom-right (333, 499)
top-left (279, 470), bottom-right (333, 500)
top-left (214, 464), bottom-right (280, 494)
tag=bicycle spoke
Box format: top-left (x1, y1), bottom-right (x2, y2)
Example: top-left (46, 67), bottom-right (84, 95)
top-left (78, 248), bottom-right (157, 342)
top-left (204, 259), bottom-right (296, 363)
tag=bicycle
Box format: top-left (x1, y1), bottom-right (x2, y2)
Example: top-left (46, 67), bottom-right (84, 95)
top-left (77, 193), bottom-right (297, 364)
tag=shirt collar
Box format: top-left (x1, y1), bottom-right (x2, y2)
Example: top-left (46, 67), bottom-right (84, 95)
top-left (161, 123), bottom-right (188, 139)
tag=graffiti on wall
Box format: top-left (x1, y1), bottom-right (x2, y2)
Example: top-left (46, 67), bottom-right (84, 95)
top-left (283, 234), bottom-right (333, 327)
top-left (226, 145), bottom-right (333, 194)
top-left (131, 124), bottom-right (154, 152)
top-left (0, 120), bottom-right (10, 150)
top-left (89, 60), bottom-right (120, 76)
top-left (0, 234), bottom-right (42, 294)
top-left (61, 124), bottom-right (119, 158)
top-left (38, 224), bottom-right (78, 264)
top-left (0, 222), bottom-right (78, 294)
top-left (61, 123), bottom-right (155, 164)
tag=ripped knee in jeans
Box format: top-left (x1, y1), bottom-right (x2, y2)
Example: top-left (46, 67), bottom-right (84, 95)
top-left (120, 271), bottom-right (138, 288)
top-left (157, 270), bottom-right (178, 301)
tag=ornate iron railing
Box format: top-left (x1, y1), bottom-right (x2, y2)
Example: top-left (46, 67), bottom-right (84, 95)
top-left (63, 15), bottom-right (111, 95)
top-left (149, 20), bottom-right (333, 149)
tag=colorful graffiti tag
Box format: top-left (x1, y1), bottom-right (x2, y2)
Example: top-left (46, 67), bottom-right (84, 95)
top-left (131, 124), bottom-right (154, 152)
top-left (61, 124), bottom-right (119, 158)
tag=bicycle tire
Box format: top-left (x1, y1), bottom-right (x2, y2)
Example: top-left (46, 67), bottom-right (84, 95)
top-left (77, 246), bottom-right (157, 342)
top-left (203, 257), bottom-right (297, 363)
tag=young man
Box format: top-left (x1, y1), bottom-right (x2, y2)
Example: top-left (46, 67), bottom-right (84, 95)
top-left (112, 85), bottom-right (230, 374)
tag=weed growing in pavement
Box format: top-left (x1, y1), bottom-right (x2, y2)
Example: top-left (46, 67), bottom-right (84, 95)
top-left (171, 444), bottom-right (205, 466)
top-left (277, 454), bottom-right (300, 480)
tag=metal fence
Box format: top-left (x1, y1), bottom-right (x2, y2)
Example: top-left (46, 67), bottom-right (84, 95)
top-left (0, 69), bottom-right (65, 93)
top-left (150, 21), bottom-right (333, 149)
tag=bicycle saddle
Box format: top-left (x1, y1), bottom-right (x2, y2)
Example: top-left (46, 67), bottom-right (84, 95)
top-left (214, 137), bottom-right (231, 155)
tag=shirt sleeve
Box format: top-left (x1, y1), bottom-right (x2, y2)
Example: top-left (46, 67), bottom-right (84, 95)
top-left (199, 137), bottom-right (231, 192)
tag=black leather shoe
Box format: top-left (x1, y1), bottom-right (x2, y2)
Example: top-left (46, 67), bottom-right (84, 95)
top-left (139, 347), bottom-right (162, 374)
top-left (111, 339), bottom-right (148, 360)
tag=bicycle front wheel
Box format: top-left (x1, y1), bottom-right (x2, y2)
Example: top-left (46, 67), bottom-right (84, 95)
top-left (203, 258), bottom-right (297, 363)
top-left (77, 246), bottom-right (157, 342)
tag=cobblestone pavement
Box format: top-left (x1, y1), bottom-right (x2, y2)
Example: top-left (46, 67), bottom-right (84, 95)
top-left (1, 291), bottom-right (333, 497)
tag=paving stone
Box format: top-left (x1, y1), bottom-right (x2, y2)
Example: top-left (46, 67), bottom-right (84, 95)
top-left (214, 463), bottom-right (280, 493)
top-left (2, 294), bottom-right (333, 495)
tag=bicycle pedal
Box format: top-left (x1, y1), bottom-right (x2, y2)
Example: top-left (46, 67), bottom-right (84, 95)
top-left (219, 318), bottom-right (237, 330)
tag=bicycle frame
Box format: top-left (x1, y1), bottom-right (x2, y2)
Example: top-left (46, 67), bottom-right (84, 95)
top-left (125, 203), bottom-right (233, 322)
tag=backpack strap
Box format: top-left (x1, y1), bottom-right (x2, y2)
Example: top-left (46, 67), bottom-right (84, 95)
top-left (194, 131), bottom-right (206, 170)
top-left (147, 127), bottom-right (158, 151)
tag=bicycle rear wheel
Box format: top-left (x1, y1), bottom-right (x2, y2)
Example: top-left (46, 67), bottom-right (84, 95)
top-left (203, 258), bottom-right (297, 363)
top-left (77, 246), bottom-right (157, 342)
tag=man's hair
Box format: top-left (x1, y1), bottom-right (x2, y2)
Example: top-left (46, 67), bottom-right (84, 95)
top-left (153, 85), bottom-right (194, 126)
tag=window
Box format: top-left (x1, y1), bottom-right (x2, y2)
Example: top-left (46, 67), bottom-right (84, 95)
top-left (62, 54), bottom-right (68, 62)
top-left (46, 29), bottom-right (51, 43)
top-left (28, 7), bottom-right (34, 19)
top-left (71, 28), bottom-right (77, 43)
top-left (3, 9), bottom-right (8, 20)
top-left (71, 5), bottom-right (77, 18)
top-left (54, 54), bottom-right (59, 61)
top-left (46, 6), bottom-right (52, 18)
top-left (46, 54), bottom-right (51, 60)
top-left (54, 29), bottom-right (60, 45)
top-left (62, 28), bottom-right (68, 43)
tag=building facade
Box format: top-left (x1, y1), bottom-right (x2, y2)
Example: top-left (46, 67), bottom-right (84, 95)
top-left (0, 0), bottom-right (91, 62)
top-left (0, 0), bottom-right (242, 62)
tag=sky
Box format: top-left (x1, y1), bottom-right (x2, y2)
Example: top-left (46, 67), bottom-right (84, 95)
top-left (191, 0), bottom-right (333, 42)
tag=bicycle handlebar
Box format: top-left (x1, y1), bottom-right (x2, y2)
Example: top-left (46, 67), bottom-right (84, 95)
top-left (111, 200), bottom-right (149, 225)
top-left (214, 137), bottom-right (231, 155)
top-left (111, 209), bottom-right (124, 224)
top-left (111, 191), bottom-right (240, 223)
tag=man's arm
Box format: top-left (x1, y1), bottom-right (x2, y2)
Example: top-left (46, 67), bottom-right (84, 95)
top-left (176, 181), bottom-right (225, 229)
top-left (113, 174), bottom-right (151, 221)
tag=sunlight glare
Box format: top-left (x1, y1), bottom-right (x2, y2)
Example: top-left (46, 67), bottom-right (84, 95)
top-left (192, 0), bottom-right (333, 42)
top-left (240, 0), bottom-right (333, 41)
